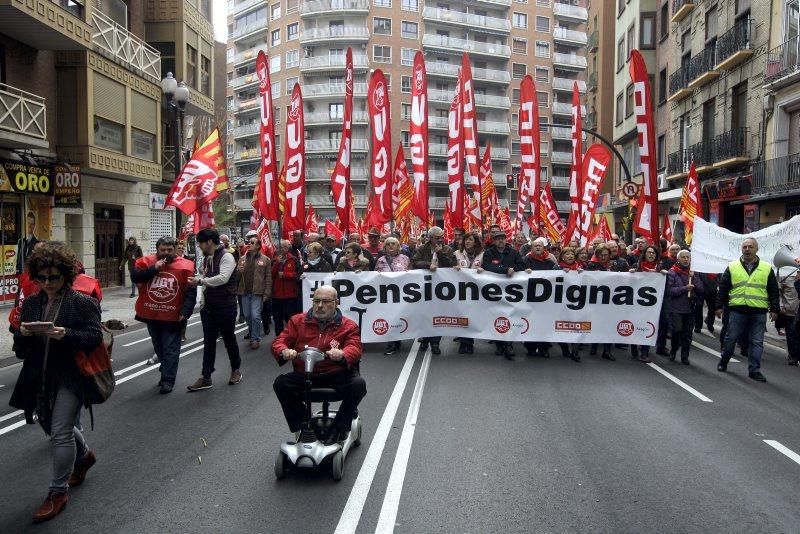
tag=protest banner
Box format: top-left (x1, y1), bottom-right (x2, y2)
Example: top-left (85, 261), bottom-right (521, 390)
top-left (690, 216), bottom-right (800, 273)
top-left (303, 270), bottom-right (666, 344)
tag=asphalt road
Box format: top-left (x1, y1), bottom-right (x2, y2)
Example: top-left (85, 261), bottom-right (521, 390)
top-left (0, 320), bottom-right (799, 533)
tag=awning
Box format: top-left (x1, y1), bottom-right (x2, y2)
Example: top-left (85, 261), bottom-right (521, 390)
top-left (658, 188), bottom-right (683, 202)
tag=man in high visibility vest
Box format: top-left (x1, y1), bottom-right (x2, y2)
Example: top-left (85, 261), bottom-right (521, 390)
top-left (715, 238), bottom-right (779, 382)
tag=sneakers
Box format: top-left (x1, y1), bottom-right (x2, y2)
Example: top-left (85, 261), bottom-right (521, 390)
top-left (749, 371), bottom-right (767, 382)
top-left (570, 352), bottom-right (582, 363)
top-left (68, 450), bottom-right (96, 487)
top-left (249, 340), bottom-right (260, 350)
top-left (33, 491), bottom-right (69, 523)
top-left (601, 352), bottom-right (616, 361)
top-left (187, 377), bottom-right (213, 392)
top-left (789, 359), bottom-right (799, 366)
top-left (229, 370), bottom-right (243, 385)
top-left (146, 354), bottom-right (160, 365)
top-left (384, 342), bottom-right (401, 355)
top-left (639, 355), bottom-right (652, 363)
top-left (717, 361), bottom-right (728, 372)
top-left (159, 382), bottom-right (174, 394)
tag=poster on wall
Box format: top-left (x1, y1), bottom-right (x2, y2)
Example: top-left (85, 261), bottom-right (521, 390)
top-left (53, 164), bottom-right (82, 207)
top-left (0, 159), bottom-right (53, 195)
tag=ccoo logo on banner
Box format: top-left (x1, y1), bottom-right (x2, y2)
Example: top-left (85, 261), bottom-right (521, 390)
top-left (303, 270), bottom-right (666, 344)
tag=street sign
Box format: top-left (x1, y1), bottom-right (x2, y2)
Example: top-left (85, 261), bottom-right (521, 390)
top-left (621, 181), bottom-right (640, 199)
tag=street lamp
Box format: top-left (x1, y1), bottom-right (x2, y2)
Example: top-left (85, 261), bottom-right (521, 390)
top-left (161, 72), bottom-right (189, 229)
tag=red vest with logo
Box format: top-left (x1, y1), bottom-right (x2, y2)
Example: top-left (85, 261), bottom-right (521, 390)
top-left (135, 255), bottom-right (194, 322)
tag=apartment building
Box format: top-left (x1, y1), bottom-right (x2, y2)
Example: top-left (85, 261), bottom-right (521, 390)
top-left (665, 0), bottom-right (769, 234)
top-left (226, 0), bottom-right (589, 233)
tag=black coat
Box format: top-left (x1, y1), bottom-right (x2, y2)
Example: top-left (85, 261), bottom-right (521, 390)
top-left (482, 245), bottom-right (525, 273)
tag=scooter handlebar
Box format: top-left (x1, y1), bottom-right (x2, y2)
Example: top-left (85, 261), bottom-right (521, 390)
top-left (298, 347), bottom-right (328, 374)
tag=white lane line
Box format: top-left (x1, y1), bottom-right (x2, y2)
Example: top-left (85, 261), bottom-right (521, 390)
top-left (335, 342), bottom-right (420, 534)
top-left (122, 320), bottom-right (201, 347)
top-left (764, 440), bottom-right (800, 466)
top-left (115, 334), bottom-right (211, 377)
top-left (0, 419), bottom-right (27, 436)
top-left (691, 341), bottom-right (740, 363)
top-left (646, 363), bottom-right (713, 403)
top-left (0, 410), bottom-right (23, 423)
top-left (375, 348), bottom-right (432, 534)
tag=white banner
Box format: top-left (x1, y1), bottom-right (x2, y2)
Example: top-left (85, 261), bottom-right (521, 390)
top-left (302, 270), bottom-right (666, 344)
top-left (690, 216), bottom-right (800, 273)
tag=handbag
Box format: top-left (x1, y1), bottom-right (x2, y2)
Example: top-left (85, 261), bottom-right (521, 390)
top-left (75, 324), bottom-right (115, 405)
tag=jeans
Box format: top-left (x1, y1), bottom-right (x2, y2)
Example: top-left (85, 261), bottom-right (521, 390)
top-left (201, 306), bottom-right (241, 379)
top-left (273, 297), bottom-right (301, 336)
top-left (670, 312), bottom-right (695, 358)
top-left (786, 315), bottom-right (800, 362)
top-left (241, 294), bottom-right (264, 342)
top-left (720, 307), bottom-right (749, 353)
top-left (48, 388), bottom-right (87, 492)
top-left (694, 291), bottom-right (717, 329)
top-left (273, 371), bottom-right (367, 433)
top-left (147, 323), bottom-right (182, 386)
top-left (722, 311), bottom-right (767, 374)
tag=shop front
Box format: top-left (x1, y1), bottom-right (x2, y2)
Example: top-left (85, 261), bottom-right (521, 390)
top-left (704, 174), bottom-right (752, 233)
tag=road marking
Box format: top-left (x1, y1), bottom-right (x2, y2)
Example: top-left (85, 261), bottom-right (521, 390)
top-left (115, 334), bottom-right (212, 377)
top-left (691, 341), bottom-right (740, 363)
top-left (375, 347), bottom-right (432, 534)
top-left (0, 410), bottom-right (23, 423)
top-left (764, 440), bottom-right (800, 466)
top-left (646, 363), bottom-right (713, 403)
top-left (121, 320), bottom-right (202, 347)
top-left (0, 419), bottom-right (27, 436)
top-left (335, 342), bottom-right (420, 534)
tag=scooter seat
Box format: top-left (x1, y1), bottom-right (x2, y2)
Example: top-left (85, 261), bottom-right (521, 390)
top-left (310, 388), bottom-right (342, 402)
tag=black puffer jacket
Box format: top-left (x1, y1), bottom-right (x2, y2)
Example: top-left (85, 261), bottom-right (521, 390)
top-left (482, 245), bottom-right (525, 273)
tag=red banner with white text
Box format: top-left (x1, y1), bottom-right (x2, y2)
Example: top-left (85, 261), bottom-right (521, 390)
top-left (564, 83), bottom-right (584, 244)
top-left (283, 84), bottom-right (306, 233)
top-left (461, 54), bottom-right (480, 196)
top-left (256, 51), bottom-right (280, 220)
top-left (519, 75), bottom-right (541, 227)
top-left (629, 49), bottom-right (660, 239)
top-left (447, 72), bottom-right (465, 227)
top-left (578, 144), bottom-right (612, 247)
top-left (539, 184), bottom-right (565, 244)
top-left (331, 48), bottom-right (354, 235)
top-left (367, 69), bottom-right (392, 225)
top-left (410, 51), bottom-right (429, 221)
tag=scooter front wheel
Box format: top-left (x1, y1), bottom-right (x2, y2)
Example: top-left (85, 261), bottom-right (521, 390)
top-left (331, 450), bottom-right (344, 481)
top-left (275, 451), bottom-right (289, 480)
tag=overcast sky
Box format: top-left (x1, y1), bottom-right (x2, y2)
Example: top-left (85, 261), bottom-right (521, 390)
top-left (213, 4), bottom-right (227, 43)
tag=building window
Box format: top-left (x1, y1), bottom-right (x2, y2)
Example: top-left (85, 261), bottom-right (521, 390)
top-left (535, 16), bottom-right (550, 33)
top-left (535, 41), bottom-right (550, 58)
top-left (201, 55), bottom-right (210, 96)
top-left (658, 68), bottom-right (667, 104)
top-left (286, 76), bottom-right (299, 94)
top-left (513, 13), bottom-right (528, 29)
top-left (401, 21), bottom-right (418, 39)
top-left (512, 89), bottom-right (521, 104)
top-left (617, 38), bottom-right (625, 71)
top-left (373, 45), bottom-right (391, 63)
top-left (401, 75), bottom-right (412, 93)
top-left (384, 73), bottom-right (392, 91)
top-left (402, 0), bottom-right (418, 11)
top-left (400, 48), bottom-right (415, 66)
top-left (374, 17), bottom-right (392, 35)
top-left (615, 93), bottom-right (623, 124)
top-left (657, 134), bottom-right (666, 170)
top-left (618, 0), bottom-right (625, 16)
top-left (270, 55), bottom-right (280, 73)
top-left (274, 134), bottom-right (281, 151)
top-left (94, 117), bottom-right (124, 153)
top-left (660, 2), bottom-right (669, 40)
top-left (286, 0), bottom-right (298, 13)
top-left (627, 24), bottom-right (635, 57)
top-left (271, 29), bottom-right (281, 46)
top-left (535, 67), bottom-right (549, 83)
top-left (329, 103), bottom-right (344, 120)
top-left (512, 63), bottom-right (527, 79)
top-left (271, 3), bottom-right (281, 20)
top-left (131, 128), bottom-right (155, 161)
top-left (513, 38), bottom-right (528, 55)
top-left (537, 91), bottom-right (548, 107)
top-left (625, 84), bottom-right (634, 118)
top-left (511, 113), bottom-right (519, 128)
top-left (512, 141), bottom-right (521, 155)
top-left (540, 141), bottom-right (549, 156)
top-left (641, 12), bottom-right (656, 49)
top-left (401, 131), bottom-right (411, 146)
top-left (539, 116), bottom-right (549, 132)
top-left (271, 81), bottom-right (280, 99)
top-left (535, 0), bottom-right (549, 5)
top-left (402, 103), bottom-right (412, 120)
top-left (374, 0), bottom-right (391, 7)
top-left (287, 22), bottom-right (298, 40)
top-left (286, 49), bottom-right (299, 68)
top-left (186, 44), bottom-right (197, 88)
top-left (274, 107), bottom-right (281, 124)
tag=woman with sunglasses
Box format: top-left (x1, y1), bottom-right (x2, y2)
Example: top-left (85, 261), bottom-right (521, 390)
top-left (10, 243), bottom-right (104, 523)
top-left (335, 243), bottom-right (370, 273)
top-left (303, 242), bottom-right (334, 273)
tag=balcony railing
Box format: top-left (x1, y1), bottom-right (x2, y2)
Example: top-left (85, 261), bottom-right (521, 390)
top-left (586, 72), bottom-right (597, 92)
top-left (764, 36), bottom-right (800, 87)
top-left (233, 45), bottom-right (269, 65)
top-left (306, 139), bottom-right (370, 152)
top-left (305, 111), bottom-right (369, 124)
top-left (233, 123), bottom-right (259, 137)
top-left (713, 127), bottom-right (749, 167)
top-left (306, 167), bottom-right (369, 180)
top-left (422, 7), bottom-right (511, 32)
top-left (428, 89), bottom-right (510, 108)
top-left (422, 34), bottom-right (511, 57)
top-left (585, 111), bottom-right (596, 130)
top-left (551, 126), bottom-right (572, 140)
top-left (233, 0), bottom-right (263, 15)
top-left (552, 102), bottom-right (587, 116)
top-left (553, 27), bottom-right (588, 46)
top-left (300, 55), bottom-right (370, 71)
top-left (553, 2), bottom-right (589, 22)
top-left (479, 120), bottom-right (511, 134)
top-left (552, 53), bottom-right (588, 69)
top-left (752, 153), bottom-right (800, 194)
top-left (91, 10), bottom-right (161, 83)
top-left (425, 61), bottom-right (511, 83)
top-left (550, 175), bottom-right (570, 188)
top-left (716, 18), bottom-right (753, 70)
top-left (551, 151), bottom-right (573, 164)
top-left (553, 77), bottom-right (587, 93)
top-left (232, 16), bottom-right (269, 39)
top-left (230, 73), bottom-right (259, 89)
top-left (301, 0), bottom-right (370, 15)
top-left (303, 82), bottom-right (368, 98)
top-left (555, 200), bottom-right (572, 212)
top-left (688, 46), bottom-right (719, 88)
top-left (671, 0), bottom-right (697, 24)
top-left (587, 30), bottom-right (599, 52)
top-left (0, 83), bottom-right (46, 141)
top-left (300, 26), bottom-right (369, 42)
top-left (668, 65), bottom-right (692, 101)
top-left (234, 148), bottom-right (260, 162)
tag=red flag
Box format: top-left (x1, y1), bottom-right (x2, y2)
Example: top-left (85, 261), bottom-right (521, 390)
top-left (588, 216), bottom-right (612, 243)
top-left (442, 203), bottom-right (454, 242)
top-left (679, 162), bottom-right (702, 244)
top-left (179, 213), bottom-right (194, 241)
top-left (661, 212), bottom-right (673, 242)
top-left (283, 84), bottom-right (306, 233)
top-left (331, 48), bottom-right (354, 234)
top-left (629, 49), bottom-right (660, 239)
top-left (257, 218), bottom-right (275, 257)
top-left (540, 184), bottom-right (566, 244)
top-left (392, 146), bottom-right (414, 222)
top-left (461, 54), bottom-right (480, 197)
top-left (166, 129), bottom-right (228, 215)
top-left (446, 71), bottom-right (465, 228)
top-left (498, 207), bottom-right (513, 239)
top-left (466, 196), bottom-right (482, 231)
top-left (367, 69), bottom-right (392, 225)
top-left (192, 201), bottom-right (215, 234)
top-left (249, 208), bottom-right (259, 231)
top-left (519, 75), bottom-right (541, 226)
top-left (255, 51), bottom-right (280, 220)
top-left (577, 144), bottom-right (612, 246)
top-left (305, 205), bottom-right (319, 233)
top-left (325, 219), bottom-right (344, 241)
top-left (479, 144), bottom-right (496, 227)
top-left (564, 83), bottom-right (584, 244)
top-left (410, 51), bottom-right (429, 220)
top-left (277, 161), bottom-right (286, 214)
top-left (426, 210), bottom-right (435, 229)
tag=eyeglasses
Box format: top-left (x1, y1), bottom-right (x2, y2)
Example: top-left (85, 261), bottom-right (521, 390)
top-left (35, 274), bottom-right (63, 283)
top-left (249, 240), bottom-right (259, 245)
top-left (312, 298), bottom-right (336, 305)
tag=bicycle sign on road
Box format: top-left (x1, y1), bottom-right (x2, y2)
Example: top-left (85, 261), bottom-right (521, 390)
top-left (621, 182), bottom-right (640, 199)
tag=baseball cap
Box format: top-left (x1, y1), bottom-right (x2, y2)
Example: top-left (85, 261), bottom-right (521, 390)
top-left (492, 230), bottom-right (507, 238)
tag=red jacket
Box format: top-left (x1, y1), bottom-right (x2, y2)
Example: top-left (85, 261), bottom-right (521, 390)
top-left (8, 273), bottom-right (102, 331)
top-left (271, 254), bottom-right (302, 299)
top-left (272, 310), bottom-right (362, 375)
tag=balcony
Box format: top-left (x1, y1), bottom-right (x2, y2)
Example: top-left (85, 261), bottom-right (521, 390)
top-left (232, 16), bottom-right (269, 40)
top-left (422, 34), bottom-right (511, 58)
top-left (552, 102), bottom-right (587, 116)
top-left (306, 167), bottom-right (369, 181)
top-left (300, 55), bottom-right (370, 72)
top-left (553, 2), bottom-right (588, 23)
top-left (425, 61), bottom-right (511, 83)
top-left (422, 7), bottom-right (511, 34)
top-left (666, 140), bottom-right (716, 179)
top-left (301, 0), bottom-right (370, 16)
top-left (233, 45), bottom-right (269, 67)
top-left (480, 120), bottom-right (511, 134)
top-left (306, 138), bottom-right (369, 154)
top-left (0, 0), bottom-right (91, 50)
top-left (752, 153), bottom-right (800, 196)
top-left (552, 53), bottom-right (587, 71)
top-left (230, 73), bottom-right (259, 90)
top-left (305, 111), bottom-right (369, 126)
top-left (303, 82), bottom-right (368, 99)
top-left (91, 10), bottom-right (160, 83)
top-left (587, 30), bottom-right (598, 53)
top-left (234, 147), bottom-right (260, 162)
top-left (553, 27), bottom-right (588, 47)
top-left (428, 89), bottom-right (511, 109)
top-left (550, 175), bottom-right (571, 188)
top-left (551, 126), bottom-right (572, 140)
top-left (300, 26), bottom-right (369, 44)
top-left (232, 97), bottom-right (260, 113)
top-left (233, 123), bottom-right (260, 138)
top-left (713, 128), bottom-right (749, 168)
top-left (553, 77), bottom-right (587, 93)
top-left (586, 72), bottom-right (597, 92)
top-left (555, 200), bottom-right (572, 212)
top-left (764, 37), bottom-right (800, 90)
top-left (0, 83), bottom-right (47, 149)
top-left (233, 0), bottom-right (263, 15)
top-left (716, 18), bottom-right (754, 71)
top-left (429, 143), bottom-right (509, 160)
top-left (307, 194), bottom-right (369, 208)
top-left (687, 47), bottom-right (719, 89)
top-left (585, 111), bottom-right (596, 130)
top-left (667, 66), bottom-right (692, 102)
top-left (671, 0), bottom-right (696, 24)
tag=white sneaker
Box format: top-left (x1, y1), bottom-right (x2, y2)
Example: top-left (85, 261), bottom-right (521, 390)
top-left (146, 355), bottom-right (160, 365)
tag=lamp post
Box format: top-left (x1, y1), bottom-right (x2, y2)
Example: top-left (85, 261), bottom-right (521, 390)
top-left (161, 72), bottom-right (190, 228)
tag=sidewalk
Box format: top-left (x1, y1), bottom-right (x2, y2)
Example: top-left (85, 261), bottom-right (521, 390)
top-left (0, 286), bottom-right (146, 369)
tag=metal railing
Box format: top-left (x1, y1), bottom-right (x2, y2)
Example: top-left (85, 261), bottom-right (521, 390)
top-left (552, 102), bottom-right (587, 115)
top-left (716, 17), bottom-right (752, 67)
top-left (714, 127), bottom-right (748, 163)
top-left (232, 16), bottom-right (269, 39)
top-left (230, 73), bottom-right (259, 89)
top-left (555, 200), bottom-right (572, 212)
top-left (422, 34), bottom-right (511, 57)
top-left (425, 61), bottom-right (512, 83)
top-left (427, 89), bottom-right (510, 108)
top-left (552, 53), bottom-right (588, 69)
top-left (688, 46), bottom-right (717, 83)
top-left (91, 10), bottom-right (161, 83)
top-left (306, 139), bottom-right (369, 152)
top-left (669, 65), bottom-right (690, 96)
top-left (667, 150), bottom-right (684, 176)
top-left (553, 77), bottom-right (586, 92)
top-left (479, 120), bottom-right (511, 134)
top-left (300, 55), bottom-right (370, 70)
top-left (587, 30), bottom-right (598, 51)
top-left (302, 82), bottom-right (368, 97)
top-left (752, 153), bottom-right (800, 193)
top-left (551, 126), bottom-right (572, 140)
top-left (233, 0), bottom-right (263, 15)
top-left (0, 83), bottom-right (46, 140)
top-left (553, 27), bottom-right (588, 45)
top-left (305, 111), bottom-right (369, 124)
top-left (586, 72), bottom-right (597, 92)
top-left (234, 148), bottom-right (260, 161)
top-left (306, 167), bottom-right (369, 180)
top-left (301, 0), bottom-right (370, 14)
top-left (300, 27), bottom-right (369, 42)
top-left (233, 45), bottom-right (269, 65)
top-left (671, 0), bottom-right (696, 20)
top-left (553, 2), bottom-right (589, 21)
top-left (550, 175), bottom-right (570, 188)
top-left (233, 123), bottom-right (259, 137)
top-left (764, 36), bottom-right (800, 85)
top-left (551, 151), bottom-right (573, 164)
top-left (585, 111), bottom-right (596, 130)
top-left (422, 7), bottom-right (511, 31)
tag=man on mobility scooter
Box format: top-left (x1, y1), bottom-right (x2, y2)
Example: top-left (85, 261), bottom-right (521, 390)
top-left (272, 286), bottom-right (366, 446)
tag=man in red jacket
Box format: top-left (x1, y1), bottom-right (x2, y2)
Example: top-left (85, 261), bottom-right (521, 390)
top-left (272, 286), bottom-right (366, 444)
top-left (271, 239), bottom-right (303, 336)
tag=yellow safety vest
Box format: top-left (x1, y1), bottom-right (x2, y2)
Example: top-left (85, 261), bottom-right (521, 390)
top-left (728, 259), bottom-right (771, 309)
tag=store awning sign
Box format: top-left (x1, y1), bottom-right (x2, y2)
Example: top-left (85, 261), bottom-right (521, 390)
top-left (0, 159), bottom-right (53, 195)
top-left (53, 164), bottom-right (81, 207)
